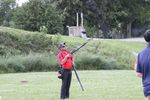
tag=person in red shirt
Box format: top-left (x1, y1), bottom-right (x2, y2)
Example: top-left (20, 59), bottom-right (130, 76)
top-left (57, 43), bottom-right (74, 100)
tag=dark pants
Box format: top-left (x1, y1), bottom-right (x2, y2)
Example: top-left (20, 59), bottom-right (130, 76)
top-left (61, 69), bottom-right (72, 99)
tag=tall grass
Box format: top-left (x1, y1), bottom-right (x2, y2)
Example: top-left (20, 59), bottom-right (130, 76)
top-left (0, 53), bottom-right (58, 73)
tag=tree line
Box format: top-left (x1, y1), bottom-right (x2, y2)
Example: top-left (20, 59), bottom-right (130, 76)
top-left (0, 0), bottom-right (150, 38)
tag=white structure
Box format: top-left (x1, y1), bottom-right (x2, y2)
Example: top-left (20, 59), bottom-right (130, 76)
top-left (0, 96), bottom-right (2, 100)
top-left (68, 13), bottom-right (86, 37)
top-left (68, 26), bottom-right (85, 37)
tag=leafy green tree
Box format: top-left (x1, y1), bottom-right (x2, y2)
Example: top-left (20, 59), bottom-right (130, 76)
top-left (55, 0), bottom-right (122, 37)
top-left (55, 0), bottom-right (150, 38)
top-left (13, 0), bottom-right (63, 34)
top-left (0, 0), bottom-right (16, 26)
top-left (118, 0), bottom-right (150, 37)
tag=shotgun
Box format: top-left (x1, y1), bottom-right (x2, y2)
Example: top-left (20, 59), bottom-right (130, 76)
top-left (70, 39), bottom-right (91, 54)
top-left (70, 39), bottom-right (91, 91)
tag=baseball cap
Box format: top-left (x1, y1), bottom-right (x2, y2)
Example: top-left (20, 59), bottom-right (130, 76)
top-left (58, 43), bottom-right (66, 49)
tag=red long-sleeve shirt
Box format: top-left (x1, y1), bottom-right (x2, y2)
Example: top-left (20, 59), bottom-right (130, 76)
top-left (57, 50), bottom-right (73, 70)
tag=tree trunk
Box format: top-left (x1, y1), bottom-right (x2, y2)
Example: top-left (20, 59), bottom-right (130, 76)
top-left (127, 22), bottom-right (132, 38)
top-left (120, 23), bottom-right (127, 38)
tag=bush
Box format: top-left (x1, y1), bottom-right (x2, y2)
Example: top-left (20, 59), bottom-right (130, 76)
top-left (75, 52), bottom-right (119, 70)
top-left (0, 58), bottom-right (8, 73)
top-left (0, 31), bottom-right (53, 56)
top-left (0, 53), bottom-right (58, 73)
top-left (16, 33), bottom-right (53, 53)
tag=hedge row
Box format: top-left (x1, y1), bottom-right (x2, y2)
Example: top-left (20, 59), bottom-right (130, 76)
top-left (0, 51), bottom-right (133, 73)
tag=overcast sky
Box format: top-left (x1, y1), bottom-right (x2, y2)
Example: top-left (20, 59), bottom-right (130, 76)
top-left (16, 0), bottom-right (29, 6)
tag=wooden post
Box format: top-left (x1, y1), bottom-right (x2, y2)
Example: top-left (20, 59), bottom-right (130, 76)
top-left (76, 13), bottom-right (79, 27)
top-left (81, 12), bottom-right (83, 27)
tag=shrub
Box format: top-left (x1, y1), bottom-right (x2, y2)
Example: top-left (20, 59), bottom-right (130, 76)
top-left (0, 53), bottom-right (58, 73)
top-left (0, 31), bottom-right (53, 56)
top-left (75, 52), bottom-right (119, 70)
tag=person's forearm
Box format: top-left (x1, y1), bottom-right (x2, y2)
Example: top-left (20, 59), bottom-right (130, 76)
top-left (61, 57), bottom-right (68, 65)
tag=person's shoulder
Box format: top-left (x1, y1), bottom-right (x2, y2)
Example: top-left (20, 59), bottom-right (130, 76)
top-left (139, 47), bottom-right (149, 56)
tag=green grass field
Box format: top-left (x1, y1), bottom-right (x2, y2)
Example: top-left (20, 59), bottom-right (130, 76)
top-left (0, 70), bottom-right (144, 100)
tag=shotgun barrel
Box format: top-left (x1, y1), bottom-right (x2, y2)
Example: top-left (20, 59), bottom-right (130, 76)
top-left (70, 39), bottom-right (91, 91)
top-left (70, 39), bottom-right (91, 54)
top-left (73, 66), bottom-right (84, 91)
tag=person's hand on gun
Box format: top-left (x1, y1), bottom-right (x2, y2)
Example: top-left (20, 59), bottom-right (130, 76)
top-left (65, 54), bottom-right (70, 59)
